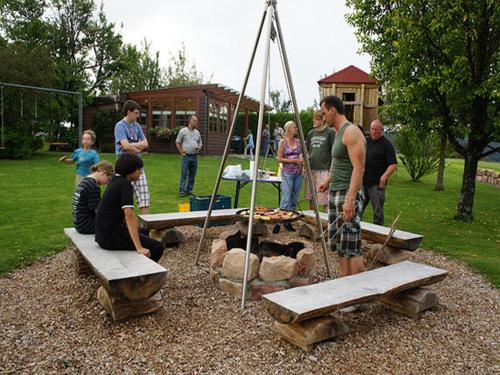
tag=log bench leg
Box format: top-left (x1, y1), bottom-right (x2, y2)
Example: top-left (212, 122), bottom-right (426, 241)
top-left (379, 287), bottom-right (440, 319)
top-left (274, 316), bottom-right (350, 352)
top-left (97, 286), bottom-right (164, 321)
top-left (71, 250), bottom-right (92, 276)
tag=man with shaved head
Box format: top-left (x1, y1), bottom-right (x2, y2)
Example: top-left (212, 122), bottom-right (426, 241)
top-left (362, 119), bottom-right (397, 225)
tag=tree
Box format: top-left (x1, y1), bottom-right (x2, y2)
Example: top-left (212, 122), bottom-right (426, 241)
top-left (1, 0), bottom-right (124, 96)
top-left (164, 44), bottom-right (209, 87)
top-left (346, 0), bottom-right (500, 221)
top-left (0, 40), bottom-right (56, 158)
top-left (108, 40), bottom-right (165, 93)
top-left (47, 0), bottom-right (123, 94)
top-left (0, 0), bottom-right (50, 48)
top-left (269, 89), bottom-right (291, 113)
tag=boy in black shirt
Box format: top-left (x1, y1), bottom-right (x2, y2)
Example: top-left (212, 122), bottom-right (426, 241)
top-left (95, 153), bottom-right (164, 262)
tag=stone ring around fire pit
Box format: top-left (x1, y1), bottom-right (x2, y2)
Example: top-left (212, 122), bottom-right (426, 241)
top-left (210, 227), bottom-right (316, 301)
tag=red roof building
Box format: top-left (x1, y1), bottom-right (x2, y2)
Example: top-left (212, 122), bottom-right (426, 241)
top-left (318, 65), bottom-right (380, 132)
top-left (318, 65), bottom-right (378, 85)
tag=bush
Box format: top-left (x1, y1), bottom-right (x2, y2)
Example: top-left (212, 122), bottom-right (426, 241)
top-left (92, 109), bottom-right (122, 152)
top-left (0, 131), bottom-right (44, 159)
top-left (395, 127), bottom-right (440, 182)
top-left (235, 111), bottom-right (314, 137)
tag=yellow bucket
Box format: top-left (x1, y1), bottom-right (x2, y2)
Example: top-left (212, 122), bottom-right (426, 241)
top-left (178, 202), bottom-right (190, 212)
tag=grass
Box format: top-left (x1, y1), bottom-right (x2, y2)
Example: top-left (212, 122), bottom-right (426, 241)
top-left (0, 152), bottom-right (498, 287)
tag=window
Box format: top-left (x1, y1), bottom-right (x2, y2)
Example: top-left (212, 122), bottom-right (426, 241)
top-left (220, 104), bottom-right (228, 134)
top-left (209, 103), bottom-right (218, 132)
top-left (342, 92), bottom-right (356, 102)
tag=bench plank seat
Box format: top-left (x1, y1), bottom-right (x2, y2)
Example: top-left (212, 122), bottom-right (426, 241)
top-left (64, 228), bottom-right (167, 300)
top-left (139, 208), bottom-right (241, 230)
top-left (301, 210), bottom-right (423, 250)
top-left (263, 261), bottom-right (447, 324)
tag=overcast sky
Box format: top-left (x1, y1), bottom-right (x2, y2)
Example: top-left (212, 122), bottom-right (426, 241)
top-left (103, 0), bottom-right (371, 109)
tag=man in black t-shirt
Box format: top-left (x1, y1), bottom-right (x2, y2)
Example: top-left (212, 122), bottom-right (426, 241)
top-left (95, 153), bottom-right (164, 262)
top-left (362, 119), bottom-right (398, 226)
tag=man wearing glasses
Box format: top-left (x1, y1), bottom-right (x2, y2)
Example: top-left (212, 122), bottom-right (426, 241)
top-left (114, 100), bottom-right (150, 215)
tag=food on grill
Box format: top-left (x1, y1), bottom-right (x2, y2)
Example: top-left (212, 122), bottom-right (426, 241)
top-left (238, 208), bottom-right (301, 223)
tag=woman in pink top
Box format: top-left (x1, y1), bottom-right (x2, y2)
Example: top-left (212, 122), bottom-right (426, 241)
top-left (275, 121), bottom-right (303, 232)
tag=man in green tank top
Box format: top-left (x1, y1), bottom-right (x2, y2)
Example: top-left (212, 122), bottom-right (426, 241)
top-left (319, 96), bottom-right (366, 291)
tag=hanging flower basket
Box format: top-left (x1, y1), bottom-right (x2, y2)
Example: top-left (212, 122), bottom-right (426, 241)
top-left (152, 127), bottom-right (173, 142)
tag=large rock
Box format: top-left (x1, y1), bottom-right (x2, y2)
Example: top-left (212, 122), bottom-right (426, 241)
top-left (219, 278), bottom-right (247, 299)
top-left (237, 221), bottom-right (269, 237)
top-left (259, 256), bottom-right (298, 282)
top-left (250, 283), bottom-right (287, 301)
top-left (296, 247), bottom-right (315, 276)
top-left (299, 223), bottom-right (320, 242)
top-left (222, 248), bottom-right (260, 281)
top-left (210, 239), bottom-right (227, 269)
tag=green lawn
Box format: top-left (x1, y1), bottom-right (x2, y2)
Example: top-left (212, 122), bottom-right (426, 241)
top-left (0, 152), bottom-right (498, 286)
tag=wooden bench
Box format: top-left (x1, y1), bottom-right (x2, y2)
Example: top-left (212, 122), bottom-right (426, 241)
top-left (49, 142), bottom-right (69, 151)
top-left (301, 210), bottom-right (423, 250)
top-left (139, 208), bottom-right (241, 230)
top-left (64, 228), bottom-right (168, 321)
top-left (263, 261), bottom-right (448, 351)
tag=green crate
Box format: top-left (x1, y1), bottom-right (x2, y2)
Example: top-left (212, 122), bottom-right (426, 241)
top-left (190, 195), bottom-right (232, 227)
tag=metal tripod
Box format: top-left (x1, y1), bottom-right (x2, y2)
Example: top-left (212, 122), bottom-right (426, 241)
top-left (194, 0), bottom-right (332, 308)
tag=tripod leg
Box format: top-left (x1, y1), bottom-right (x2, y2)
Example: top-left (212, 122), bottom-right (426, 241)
top-left (273, 7), bottom-right (332, 277)
top-left (241, 2), bottom-right (275, 308)
top-left (193, 5), bottom-right (268, 266)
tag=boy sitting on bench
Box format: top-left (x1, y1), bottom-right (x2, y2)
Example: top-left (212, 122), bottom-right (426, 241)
top-left (95, 152), bottom-right (164, 262)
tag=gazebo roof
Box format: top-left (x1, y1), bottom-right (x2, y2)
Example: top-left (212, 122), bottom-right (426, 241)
top-left (124, 84), bottom-right (268, 112)
top-left (318, 65), bottom-right (378, 85)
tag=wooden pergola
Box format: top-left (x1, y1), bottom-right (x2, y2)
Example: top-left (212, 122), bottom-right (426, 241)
top-left (125, 84), bottom-right (264, 155)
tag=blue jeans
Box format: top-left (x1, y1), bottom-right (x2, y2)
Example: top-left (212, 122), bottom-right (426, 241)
top-left (274, 139), bottom-right (280, 152)
top-left (179, 154), bottom-right (198, 194)
top-left (262, 140), bottom-right (270, 157)
top-left (280, 173), bottom-right (303, 211)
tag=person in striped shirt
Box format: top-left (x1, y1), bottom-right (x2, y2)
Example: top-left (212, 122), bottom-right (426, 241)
top-left (72, 161), bottom-right (114, 234)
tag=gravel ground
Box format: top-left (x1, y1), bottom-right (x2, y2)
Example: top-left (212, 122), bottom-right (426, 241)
top-left (0, 225), bottom-right (498, 374)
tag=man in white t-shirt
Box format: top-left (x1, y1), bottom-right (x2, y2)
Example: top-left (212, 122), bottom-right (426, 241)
top-left (175, 115), bottom-right (203, 197)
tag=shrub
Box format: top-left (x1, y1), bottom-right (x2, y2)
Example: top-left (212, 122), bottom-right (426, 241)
top-left (0, 131), bottom-right (44, 159)
top-left (395, 126), bottom-right (440, 182)
top-left (92, 109), bottom-right (122, 152)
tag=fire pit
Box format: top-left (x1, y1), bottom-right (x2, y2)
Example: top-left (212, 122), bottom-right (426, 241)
top-left (210, 228), bottom-right (316, 301)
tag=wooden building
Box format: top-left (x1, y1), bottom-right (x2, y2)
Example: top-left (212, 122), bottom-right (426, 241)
top-left (318, 65), bottom-right (379, 132)
top-left (83, 84), bottom-right (263, 155)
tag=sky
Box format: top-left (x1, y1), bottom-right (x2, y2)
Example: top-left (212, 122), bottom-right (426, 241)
top-left (103, 0), bottom-right (371, 110)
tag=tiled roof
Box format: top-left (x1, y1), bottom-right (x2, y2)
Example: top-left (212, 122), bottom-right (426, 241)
top-left (318, 65), bottom-right (378, 84)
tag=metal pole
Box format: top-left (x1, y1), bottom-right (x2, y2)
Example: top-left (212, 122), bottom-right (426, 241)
top-left (78, 93), bottom-right (83, 148)
top-left (0, 82), bottom-right (83, 147)
top-left (273, 6), bottom-right (332, 277)
top-left (1, 86), bottom-right (4, 149)
top-left (0, 82), bottom-right (81, 96)
top-left (193, 5), bottom-right (268, 265)
top-left (241, 1), bottom-right (275, 308)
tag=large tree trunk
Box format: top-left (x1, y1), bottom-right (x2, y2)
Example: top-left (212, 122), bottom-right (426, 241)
top-left (434, 132), bottom-right (447, 191)
top-left (455, 153), bottom-right (479, 221)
